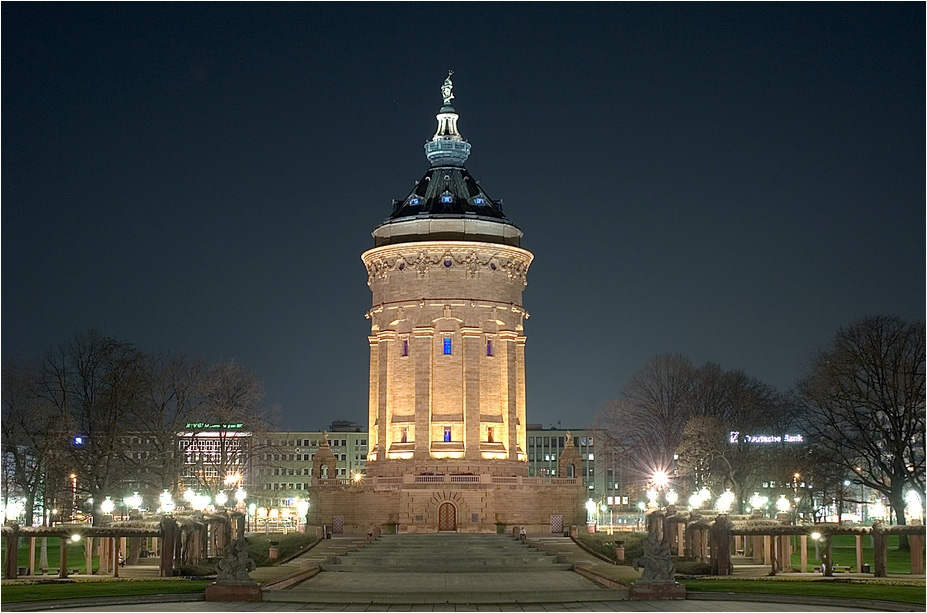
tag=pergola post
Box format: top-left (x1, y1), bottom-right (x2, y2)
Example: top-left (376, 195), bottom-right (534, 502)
top-left (763, 535), bottom-right (772, 566)
top-left (112, 537), bottom-right (119, 578)
top-left (872, 523), bottom-right (887, 577)
top-left (28, 537), bottom-right (36, 576)
top-left (822, 534), bottom-right (834, 577)
top-left (4, 524), bottom-right (20, 578)
top-left (677, 522), bottom-right (685, 557)
top-left (58, 537), bottom-right (69, 579)
top-left (710, 515), bottom-right (732, 575)
top-left (800, 534), bottom-right (807, 572)
top-left (856, 534), bottom-right (863, 573)
top-left (752, 535), bottom-right (763, 563)
top-left (85, 537), bottom-right (93, 575)
top-left (909, 530), bottom-right (924, 575)
top-left (159, 517), bottom-right (176, 577)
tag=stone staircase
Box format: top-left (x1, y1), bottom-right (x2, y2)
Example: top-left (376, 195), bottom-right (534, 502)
top-left (266, 533), bottom-right (630, 604)
top-left (321, 533), bottom-right (573, 573)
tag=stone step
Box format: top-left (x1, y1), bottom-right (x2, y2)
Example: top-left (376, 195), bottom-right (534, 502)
top-left (329, 554), bottom-right (563, 565)
top-left (319, 562), bottom-right (576, 573)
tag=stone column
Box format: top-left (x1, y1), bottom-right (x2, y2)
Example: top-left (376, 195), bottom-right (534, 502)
top-left (85, 537), bottom-right (93, 575)
top-left (856, 535), bottom-right (863, 573)
top-left (872, 523), bottom-right (887, 577)
top-left (462, 327), bottom-right (481, 461)
top-left (763, 535), bottom-right (772, 566)
top-left (413, 328), bottom-right (433, 460)
top-left (710, 515), bottom-right (733, 575)
top-left (909, 527), bottom-right (924, 575)
top-left (112, 538), bottom-right (119, 578)
top-left (160, 518), bottom-right (176, 577)
top-left (28, 537), bottom-right (36, 576)
top-left (58, 537), bottom-right (69, 579)
top-left (3, 524), bottom-right (20, 579)
top-left (677, 522), bottom-right (686, 557)
top-left (800, 534), bottom-right (807, 572)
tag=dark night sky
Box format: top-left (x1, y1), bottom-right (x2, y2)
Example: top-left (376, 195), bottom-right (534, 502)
top-left (3, 4), bottom-right (924, 432)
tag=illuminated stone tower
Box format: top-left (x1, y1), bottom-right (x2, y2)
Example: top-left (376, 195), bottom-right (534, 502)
top-left (362, 73), bottom-right (532, 474)
top-left (309, 75), bottom-right (581, 534)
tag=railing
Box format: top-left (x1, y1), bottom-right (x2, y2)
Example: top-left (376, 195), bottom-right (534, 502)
top-left (312, 475), bottom-right (581, 486)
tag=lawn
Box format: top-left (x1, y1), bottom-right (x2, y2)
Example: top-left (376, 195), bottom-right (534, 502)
top-left (681, 578), bottom-right (926, 605)
top-left (1, 538), bottom-right (100, 574)
top-left (789, 534), bottom-right (924, 574)
top-left (0, 579), bottom-right (210, 603)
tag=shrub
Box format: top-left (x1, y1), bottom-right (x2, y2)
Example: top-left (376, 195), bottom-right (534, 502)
top-left (175, 563), bottom-right (216, 577)
top-left (574, 531), bottom-right (648, 565)
top-left (246, 532), bottom-right (316, 566)
top-left (674, 559), bottom-right (711, 575)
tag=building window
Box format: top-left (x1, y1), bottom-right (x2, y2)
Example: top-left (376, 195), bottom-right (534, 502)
top-left (401, 339), bottom-right (409, 356)
top-left (443, 337), bottom-right (452, 355)
top-left (486, 340), bottom-right (493, 356)
top-left (487, 427), bottom-right (495, 443)
top-left (400, 427), bottom-right (408, 443)
top-left (444, 426), bottom-right (452, 442)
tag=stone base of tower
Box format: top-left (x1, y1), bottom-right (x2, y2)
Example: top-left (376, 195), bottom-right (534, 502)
top-left (308, 474), bottom-right (584, 535)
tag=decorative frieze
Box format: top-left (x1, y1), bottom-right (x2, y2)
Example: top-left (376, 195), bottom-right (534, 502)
top-left (362, 242), bottom-right (533, 287)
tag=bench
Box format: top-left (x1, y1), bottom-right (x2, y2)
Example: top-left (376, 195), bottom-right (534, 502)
top-left (813, 565), bottom-right (852, 573)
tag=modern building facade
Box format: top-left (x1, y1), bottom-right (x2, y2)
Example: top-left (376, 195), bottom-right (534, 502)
top-left (308, 75), bottom-right (584, 533)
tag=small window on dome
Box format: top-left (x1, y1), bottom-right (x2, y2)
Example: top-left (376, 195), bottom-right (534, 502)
top-left (410, 198), bottom-right (420, 206)
top-left (474, 197), bottom-right (484, 205)
top-left (441, 195), bottom-right (453, 203)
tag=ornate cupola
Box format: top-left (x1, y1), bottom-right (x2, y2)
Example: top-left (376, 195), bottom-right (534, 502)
top-left (424, 71), bottom-right (472, 167)
top-left (372, 72), bottom-right (523, 248)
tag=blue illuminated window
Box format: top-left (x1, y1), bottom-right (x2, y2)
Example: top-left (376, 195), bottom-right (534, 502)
top-left (410, 198), bottom-right (420, 205)
top-left (442, 195), bottom-right (453, 203)
top-left (443, 337), bottom-right (452, 355)
top-left (444, 426), bottom-right (452, 442)
top-left (486, 340), bottom-right (493, 356)
top-left (474, 197), bottom-right (484, 204)
top-left (401, 339), bottom-right (409, 356)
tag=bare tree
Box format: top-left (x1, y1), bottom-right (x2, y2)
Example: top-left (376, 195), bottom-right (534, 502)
top-left (797, 315), bottom-right (925, 533)
top-left (181, 360), bottom-right (277, 497)
top-left (1, 360), bottom-right (67, 525)
top-left (33, 330), bottom-right (146, 524)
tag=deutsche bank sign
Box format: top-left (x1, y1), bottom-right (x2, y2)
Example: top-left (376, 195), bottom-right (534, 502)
top-left (729, 431), bottom-right (804, 444)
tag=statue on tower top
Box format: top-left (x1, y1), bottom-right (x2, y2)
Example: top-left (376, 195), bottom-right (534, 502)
top-left (441, 70), bottom-right (455, 106)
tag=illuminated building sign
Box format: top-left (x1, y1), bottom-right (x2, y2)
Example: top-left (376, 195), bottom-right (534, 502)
top-left (729, 431), bottom-right (804, 444)
top-left (184, 423), bottom-right (244, 430)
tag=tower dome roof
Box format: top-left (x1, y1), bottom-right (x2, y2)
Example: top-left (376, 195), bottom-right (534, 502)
top-left (373, 73), bottom-right (523, 248)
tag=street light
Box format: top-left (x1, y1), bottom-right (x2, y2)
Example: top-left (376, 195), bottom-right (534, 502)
top-left (716, 490), bottom-right (735, 513)
top-left (652, 470), bottom-right (669, 488)
top-left (776, 495), bottom-right (791, 513)
top-left (215, 491), bottom-right (228, 507)
top-left (191, 494), bottom-right (210, 512)
top-left (125, 492), bottom-right (142, 511)
top-left (665, 490), bottom-right (679, 506)
top-left (100, 496), bottom-right (115, 515)
top-left (159, 490), bottom-right (175, 514)
top-left (235, 488), bottom-right (247, 503)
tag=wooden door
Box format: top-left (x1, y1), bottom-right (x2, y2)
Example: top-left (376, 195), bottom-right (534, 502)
top-left (438, 502), bottom-right (457, 531)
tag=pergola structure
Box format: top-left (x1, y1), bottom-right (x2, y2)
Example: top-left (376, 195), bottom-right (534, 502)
top-left (647, 507), bottom-right (925, 577)
top-left (1, 511), bottom-right (244, 580)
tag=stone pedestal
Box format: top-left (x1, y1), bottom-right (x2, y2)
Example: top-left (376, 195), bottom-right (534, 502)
top-left (205, 582), bottom-right (261, 602)
top-left (630, 581), bottom-right (686, 600)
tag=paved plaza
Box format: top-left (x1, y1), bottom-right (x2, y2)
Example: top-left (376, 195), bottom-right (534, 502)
top-left (27, 598), bottom-right (885, 612)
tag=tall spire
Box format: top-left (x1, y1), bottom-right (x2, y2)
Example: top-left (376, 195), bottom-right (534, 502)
top-left (425, 71), bottom-right (471, 167)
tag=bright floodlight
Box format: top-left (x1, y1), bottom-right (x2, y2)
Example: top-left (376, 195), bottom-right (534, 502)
top-left (235, 488), bottom-right (247, 502)
top-left (646, 488), bottom-right (658, 503)
top-left (688, 493), bottom-right (703, 509)
top-left (183, 489), bottom-right (195, 502)
top-left (297, 498), bottom-right (310, 516)
top-left (776, 496), bottom-right (791, 512)
top-left (652, 470), bottom-right (669, 487)
top-left (71, 533), bottom-right (81, 542)
top-left (353, 471), bottom-right (364, 483)
top-left (585, 499), bottom-right (597, 514)
top-left (191, 494), bottom-right (210, 512)
top-left (637, 502), bottom-right (645, 511)
top-left (716, 490), bottom-right (736, 512)
top-left (749, 492), bottom-right (765, 509)
top-left (665, 490), bottom-right (679, 505)
top-left (100, 496), bottom-right (115, 514)
top-left (215, 491), bottom-right (228, 506)
top-left (811, 532), bottom-right (821, 540)
top-left (125, 492), bottom-right (142, 510)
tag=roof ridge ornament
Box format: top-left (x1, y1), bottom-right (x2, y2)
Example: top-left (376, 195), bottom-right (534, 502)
top-left (441, 70), bottom-right (455, 106)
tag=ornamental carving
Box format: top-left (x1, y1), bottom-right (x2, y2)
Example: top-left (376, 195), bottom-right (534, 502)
top-left (365, 248), bottom-right (529, 287)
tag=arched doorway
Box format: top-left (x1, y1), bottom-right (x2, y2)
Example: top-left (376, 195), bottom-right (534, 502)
top-left (437, 502), bottom-right (457, 532)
